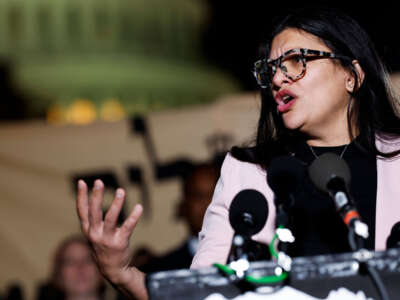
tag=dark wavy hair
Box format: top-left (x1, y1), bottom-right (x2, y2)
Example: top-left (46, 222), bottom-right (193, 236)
top-left (231, 7), bottom-right (400, 167)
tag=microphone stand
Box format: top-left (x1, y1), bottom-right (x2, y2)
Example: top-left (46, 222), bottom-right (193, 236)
top-left (227, 233), bottom-right (251, 279)
top-left (347, 222), bottom-right (391, 300)
top-left (227, 212), bottom-right (260, 278)
top-left (326, 176), bottom-right (391, 299)
top-left (271, 203), bottom-right (295, 274)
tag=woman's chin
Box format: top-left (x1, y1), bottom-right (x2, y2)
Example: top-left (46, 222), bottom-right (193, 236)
top-left (282, 116), bottom-right (303, 131)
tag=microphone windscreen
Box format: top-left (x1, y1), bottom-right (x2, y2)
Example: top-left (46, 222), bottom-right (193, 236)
top-left (229, 189), bottom-right (269, 236)
top-left (267, 155), bottom-right (306, 198)
top-left (308, 152), bottom-right (351, 193)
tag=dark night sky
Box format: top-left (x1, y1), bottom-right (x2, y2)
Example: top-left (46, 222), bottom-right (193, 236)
top-left (202, 1), bottom-right (400, 90)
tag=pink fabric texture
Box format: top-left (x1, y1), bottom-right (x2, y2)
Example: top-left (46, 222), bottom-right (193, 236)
top-left (191, 138), bottom-right (400, 269)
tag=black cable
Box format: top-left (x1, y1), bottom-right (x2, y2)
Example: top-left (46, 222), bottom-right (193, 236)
top-left (348, 228), bottom-right (358, 252)
top-left (365, 264), bottom-right (391, 300)
top-left (348, 228), bottom-right (391, 300)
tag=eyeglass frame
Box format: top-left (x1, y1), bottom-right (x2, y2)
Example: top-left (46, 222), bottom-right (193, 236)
top-left (253, 48), bottom-right (351, 89)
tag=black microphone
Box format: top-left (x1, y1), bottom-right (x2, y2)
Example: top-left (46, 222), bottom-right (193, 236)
top-left (228, 189), bottom-right (269, 264)
top-left (229, 189), bottom-right (269, 237)
top-left (386, 222), bottom-right (400, 249)
top-left (308, 152), bottom-right (368, 239)
top-left (267, 155), bottom-right (306, 226)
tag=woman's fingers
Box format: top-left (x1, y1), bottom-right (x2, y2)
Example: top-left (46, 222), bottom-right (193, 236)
top-left (76, 180), bottom-right (90, 234)
top-left (76, 180), bottom-right (143, 288)
top-left (121, 204), bottom-right (143, 239)
top-left (77, 179), bottom-right (142, 244)
top-left (104, 188), bottom-right (126, 235)
top-left (89, 179), bottom-right (105, 229)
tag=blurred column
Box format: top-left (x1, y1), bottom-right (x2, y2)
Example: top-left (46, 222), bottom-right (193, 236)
top-left (0, 1), bottom-right (8, 55)
top-left (53, 1), bottom-right (68, 51)
top-left (24, 1), bottom-right (37, 53)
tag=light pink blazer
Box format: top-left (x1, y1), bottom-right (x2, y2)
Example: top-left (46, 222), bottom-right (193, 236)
top-left (191, 138), bottom-right (400, 268)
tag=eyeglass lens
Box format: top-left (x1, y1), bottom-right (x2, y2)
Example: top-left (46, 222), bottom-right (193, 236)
top-left (268, 53), bottom-right (304, 85)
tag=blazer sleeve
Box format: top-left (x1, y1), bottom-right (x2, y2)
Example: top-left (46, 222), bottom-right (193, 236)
top-left (190, 153), bottom-right (237, 269)
top-left (375, 136), bottom-right (400, 250)
top-left (190, 152), bottom-right (276, 268)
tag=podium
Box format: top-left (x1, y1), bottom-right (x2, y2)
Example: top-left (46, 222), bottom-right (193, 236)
top-left (146, 248), bottom-right (400, 299)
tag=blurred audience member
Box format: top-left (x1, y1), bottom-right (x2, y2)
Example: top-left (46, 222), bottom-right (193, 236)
top-left (135, 161), bottom-right (220, 272)
top-left (4, 283), bottom-right (24, 300)
top-left (129, 247), bottom-right (156, 269)
top-left (36, 235), bottom-right (105, 300)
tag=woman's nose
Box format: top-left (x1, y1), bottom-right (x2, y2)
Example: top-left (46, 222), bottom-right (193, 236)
top-left (271, 67), bottom-right (289, 88)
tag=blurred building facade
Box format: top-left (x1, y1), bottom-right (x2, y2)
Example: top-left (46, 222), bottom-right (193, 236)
top-left (0, 0), bottom-right (239, 121)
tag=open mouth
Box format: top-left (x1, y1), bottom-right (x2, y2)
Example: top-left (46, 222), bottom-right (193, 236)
top-left (282, 95), bottom-right (294, 104)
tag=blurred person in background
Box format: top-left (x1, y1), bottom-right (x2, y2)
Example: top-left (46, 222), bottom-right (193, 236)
top-left (36, 235), bottom-right (105, 300)
top-left (2, 283), bottom-right (24, 300)
top-left (134, 162), bottom-right (220, 273)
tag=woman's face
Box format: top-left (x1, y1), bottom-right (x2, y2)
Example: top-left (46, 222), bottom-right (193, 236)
top-left (269, 28), bottom-right (352, 144)
top-left (59, 241), bottom-right (102, 297)
top-left (182, 168), bottom-right (217, 235)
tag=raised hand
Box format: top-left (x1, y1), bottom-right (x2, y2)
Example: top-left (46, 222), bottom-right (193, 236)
top-left (76, 179), bottom-right (148, 300)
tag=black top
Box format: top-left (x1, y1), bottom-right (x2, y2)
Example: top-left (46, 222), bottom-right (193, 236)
top-left (283, 140), bottom-right (377, 257)
top-left (139, 240), bottom-right (195, 273)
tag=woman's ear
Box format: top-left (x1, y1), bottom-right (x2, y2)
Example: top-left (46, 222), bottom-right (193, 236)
top-left (346, 60), bottom-right (365, 93)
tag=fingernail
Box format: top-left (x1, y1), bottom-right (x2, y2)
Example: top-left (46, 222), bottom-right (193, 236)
top-left (116, 188), bottom-right (124, 197)
top-left (134, 204), bottom-right (143, 214)
top-left (94, 179), bottom-right (102, 189)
